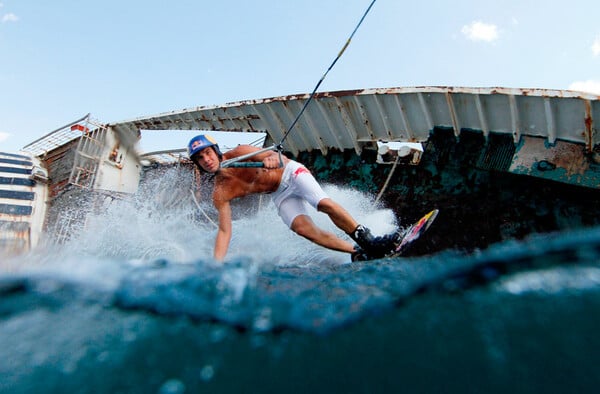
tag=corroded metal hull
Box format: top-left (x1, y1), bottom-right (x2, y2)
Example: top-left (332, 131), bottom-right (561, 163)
top-left (2, 86), bottom-right (599, 256)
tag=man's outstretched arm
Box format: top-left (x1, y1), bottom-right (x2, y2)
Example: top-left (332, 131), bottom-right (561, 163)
top-left (214, 200), bottom-right (232, 261)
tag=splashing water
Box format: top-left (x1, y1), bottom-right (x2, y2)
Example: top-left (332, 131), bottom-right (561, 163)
top-left (16, 166), bottom-right (399, 268)
top-left (1, 166), bottom-right (401, 301)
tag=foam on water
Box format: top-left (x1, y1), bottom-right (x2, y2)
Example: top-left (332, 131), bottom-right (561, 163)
top-left (10, 167), bottom-right (397, 268)
top-left (1, 166), bottom-right (403, 306)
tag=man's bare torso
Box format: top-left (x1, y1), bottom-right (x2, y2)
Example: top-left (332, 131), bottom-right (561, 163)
top-left (212, 146), bottom-right (291, 204)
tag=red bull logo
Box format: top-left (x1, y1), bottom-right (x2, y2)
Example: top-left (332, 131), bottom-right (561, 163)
top-left (191, 140), bottom-right (204, 150)
top-left (293, 166), bottom-right (310, 178)
top-left (190, 135), bottom-right (217, 152)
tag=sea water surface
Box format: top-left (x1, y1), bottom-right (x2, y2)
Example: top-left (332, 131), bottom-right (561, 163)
top-left (1, 168), bottom-right (599, 393)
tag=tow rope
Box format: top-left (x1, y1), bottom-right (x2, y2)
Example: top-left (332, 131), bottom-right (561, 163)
top-left (221, 0), bottom-right (377, 168)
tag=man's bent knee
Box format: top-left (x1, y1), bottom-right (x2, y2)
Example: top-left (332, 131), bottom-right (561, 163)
top-left (290, 215), bottom-right (310, 233)
top-left (317, 198), bottom-right (338, 213)
top-left (290, 215), bottom-right (319, 240)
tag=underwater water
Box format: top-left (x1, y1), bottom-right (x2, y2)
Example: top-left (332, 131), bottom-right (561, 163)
top-left (1, 168), bottom-right (599, 393)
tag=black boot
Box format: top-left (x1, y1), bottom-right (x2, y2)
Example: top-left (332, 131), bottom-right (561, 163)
top-left (351, 246), bottom-right (370, 262)
top-left (349, 225), bottom-right (401, 258)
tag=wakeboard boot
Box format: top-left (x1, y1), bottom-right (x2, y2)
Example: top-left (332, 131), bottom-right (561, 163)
top-left (351, 246), bottom-right (370, 262)
top-left (348, 224), bottom-right (402, 259)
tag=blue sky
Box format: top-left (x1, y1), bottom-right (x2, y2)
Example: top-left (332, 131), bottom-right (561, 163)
top-left (1, 0), bottom-right (599, 152)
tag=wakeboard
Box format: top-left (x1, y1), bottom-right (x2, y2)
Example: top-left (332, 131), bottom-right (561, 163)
top-left (387, 209), bottom-right (439, 257)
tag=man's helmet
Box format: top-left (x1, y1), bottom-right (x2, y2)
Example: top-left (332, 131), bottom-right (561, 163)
top-left (187, 135), bottom-right (223, 160)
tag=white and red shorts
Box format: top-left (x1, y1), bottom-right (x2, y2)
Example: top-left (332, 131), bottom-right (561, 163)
top-left (270, 160), bottom-right (329, 228)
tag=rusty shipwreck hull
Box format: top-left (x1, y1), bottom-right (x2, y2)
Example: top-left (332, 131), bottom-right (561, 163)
top-left (2, 86), bottom-right (600, 256)
top-left (120, 86), bottom-right (600, 189)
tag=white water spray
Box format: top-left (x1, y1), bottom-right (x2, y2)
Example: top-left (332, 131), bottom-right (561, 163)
top-left (3, 167), bottom-right (400, 273)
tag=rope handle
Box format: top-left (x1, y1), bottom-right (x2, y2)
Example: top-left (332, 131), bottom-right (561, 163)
top-left (226, 150), bottom-right (285, 168)
top-left (227, 162), bottom-right (265, 168)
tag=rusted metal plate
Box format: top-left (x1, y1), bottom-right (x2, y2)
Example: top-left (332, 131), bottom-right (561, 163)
top-left (109, 86), bottom-right (599, 157)
top-left (511, 136), bottom-right (600, 188)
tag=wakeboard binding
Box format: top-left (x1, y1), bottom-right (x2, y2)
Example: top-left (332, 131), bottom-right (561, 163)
top-left (350, 209), bottom-right (439, 262)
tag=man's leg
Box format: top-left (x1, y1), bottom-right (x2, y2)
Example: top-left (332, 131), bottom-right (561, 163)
top-left (316, 198), bottom-right (358, 234)
top-left (317, 198), bottom-right (400, 258)
top-left (279, 169), bottom-right (396, 258)
top-left (290, 214), bottom-right (356, 253)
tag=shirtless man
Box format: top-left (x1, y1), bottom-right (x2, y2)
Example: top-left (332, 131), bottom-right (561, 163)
top-left (187, 135), bottom-right (399, 261)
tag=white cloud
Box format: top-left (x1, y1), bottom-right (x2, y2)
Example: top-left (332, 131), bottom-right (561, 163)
top-left (568, 80), bottom-right (600, 95)
top-left (0, 131), bottom-right (10, 143)
top-left (592, 35), bottom-right (600, 57)
top-left (2, 12), bottom-right (18, 23)
top-left (462, 21), bottom-right (499, 42)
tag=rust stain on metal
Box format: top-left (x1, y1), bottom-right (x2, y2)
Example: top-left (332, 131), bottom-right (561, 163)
top-left (514, 137), bottom-right (591, 179)
top-left (317, 89), bottom-right (366, 99)
top-left (551, 143), bottom-right (589, 177)
top-left (584, 99), bottom-right (593, 152)
top-left (39, 138), bottom-right (79, 199)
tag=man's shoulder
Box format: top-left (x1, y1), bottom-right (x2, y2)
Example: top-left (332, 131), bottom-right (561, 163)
top-left (224, 144), bottom-right (258, 159)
